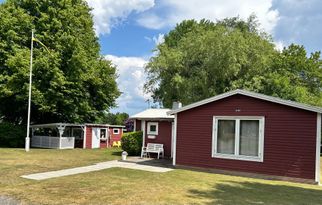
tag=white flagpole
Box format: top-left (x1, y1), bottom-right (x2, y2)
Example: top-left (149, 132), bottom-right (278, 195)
top-left (25, 29), bottom-right (34, 152)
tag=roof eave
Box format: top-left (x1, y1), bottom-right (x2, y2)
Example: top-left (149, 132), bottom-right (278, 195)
top-left (168, 89), bottom-right (322, 114)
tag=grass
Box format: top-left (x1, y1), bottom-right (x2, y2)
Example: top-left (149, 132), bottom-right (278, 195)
top-left (0, 148), bottom-right (322, 205)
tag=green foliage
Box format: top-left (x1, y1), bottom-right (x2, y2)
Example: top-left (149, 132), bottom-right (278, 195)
top-left (97, 112), bottom-right (129, 125)
top-left (0, 122), bottom-right (26, 147)
top-left (0, 0), bottom-right (120, 124)
top-left (261, 44), bottom-right (322, 106)
top-left (121, 131), bottom-right (143, 156)
top-left (145, 16), bottom-right (322, 107)
top-left (145, 17), bottom-right (276, 107)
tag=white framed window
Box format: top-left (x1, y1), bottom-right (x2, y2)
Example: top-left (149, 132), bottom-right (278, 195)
top-left (147, 122), bottom-right (158, 135)
top-left (113, 128), bottom-right (120, 134)
top-left (212, 116), bottom-right (265, 162)
top-left (100, 128), bottom-right (108, 140)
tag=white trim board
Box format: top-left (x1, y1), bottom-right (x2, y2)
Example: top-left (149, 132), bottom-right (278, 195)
top-left (172, 114), bottom-right (177, 166)
top-left (168, 89), bottom-right (322, 115)
top-left (316, 113), bottom-right (321, 184)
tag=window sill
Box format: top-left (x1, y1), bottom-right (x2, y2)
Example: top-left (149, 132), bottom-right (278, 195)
top-left (212, 153), bottom-right (263, 162)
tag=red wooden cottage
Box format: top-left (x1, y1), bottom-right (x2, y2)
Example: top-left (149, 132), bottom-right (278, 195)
top-left (30, 123), bottom-right (124, 149)
top-left (130, 90), bottom-right (322, 184)
top-left (168, 89), bottom-right (322, 184)
top-left (130, 109), bottom-right (174, 157)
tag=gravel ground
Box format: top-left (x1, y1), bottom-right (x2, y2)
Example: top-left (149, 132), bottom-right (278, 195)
top-left (0, 196), bottom-right (20, 205)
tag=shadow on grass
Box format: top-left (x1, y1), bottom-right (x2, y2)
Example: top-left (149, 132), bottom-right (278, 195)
top-left (188, 181), bottom-right (322, 205)
top-left (111, 151), bottom-right (122, 156)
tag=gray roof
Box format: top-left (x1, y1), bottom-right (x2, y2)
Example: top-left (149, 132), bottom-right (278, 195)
top-left (129, 108), bottom-right (174, 120)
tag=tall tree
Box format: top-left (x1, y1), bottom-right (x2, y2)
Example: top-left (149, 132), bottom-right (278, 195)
top-left (0, 0), bottom-right (120, 124)
top-left (145, 17), bottom-right (322, 107)
top-left (262, 44), bottom-right (322, 106)
top-left (145, 17), bottom-right (276, 107)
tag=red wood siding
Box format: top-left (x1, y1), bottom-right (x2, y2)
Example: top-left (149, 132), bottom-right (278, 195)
top-left (176, 94), bottom-right (317, 180)
top-left (109, 128), bottom-right (123, 144)
top-left (100, 140), bottom-right (108, 148)
top-left (85, 126), bottom-right (92, 149)
top-left (145, 121), bottom-right (172, 157)
top-left (135, 120), bottom-right (141, 131)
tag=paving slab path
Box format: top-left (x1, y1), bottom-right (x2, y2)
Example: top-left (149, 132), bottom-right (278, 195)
top-left (20, 160), bottom-right (173, 180)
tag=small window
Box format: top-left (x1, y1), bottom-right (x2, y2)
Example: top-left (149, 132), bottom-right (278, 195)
top-left (213, 116), bottom-right (264, 162)
top-left (100, 129), bottom-right (107, 139)
top-left (113, 128), bottom-right (120, 134)
top-left (147, 122), bottom-right (158, 135)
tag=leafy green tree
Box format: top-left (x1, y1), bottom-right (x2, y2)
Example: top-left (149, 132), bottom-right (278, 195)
top-left (0, 0), bottom-right (120, 124)
top-left (145, 17), bottom-right (276, 107)
top-left (145, 16), bottom-right (322, 107)
top-left (98, 112), bottom-right (129, 125)
top-left (262, 44), bottom-right (322, 106)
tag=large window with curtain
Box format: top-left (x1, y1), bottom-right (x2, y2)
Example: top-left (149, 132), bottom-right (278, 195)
top-left (212, 116), bottom-right (265, 162)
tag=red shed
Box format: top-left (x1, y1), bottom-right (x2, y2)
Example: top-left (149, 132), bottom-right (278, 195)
top-left (130, 109), bottom-right (174, 158)
top-left (84, 124), bottom-right (124, 149)
top-left (169, 90), bottom-right (322, 184)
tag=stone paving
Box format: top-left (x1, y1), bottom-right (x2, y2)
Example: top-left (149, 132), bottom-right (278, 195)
top-left (0, 195), bottom-right (20, 205)
top-left (21, 160), bottom-right (173, 180)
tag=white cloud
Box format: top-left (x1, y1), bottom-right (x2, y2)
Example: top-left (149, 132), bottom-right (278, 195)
top-left (137, 0), bottom-right (279, 33)
top-left (136, 13), bottom-right (168, 29)
top-left (153, 33), bottom-right (165, 45)
top-left (86, 0), bottom-right (155, 36)
top-left (272, 0), bottom-right (322, 53)
top-left (274, 41), bottom-right (285, 51)
top-left (105, 55), bottom-right (151, 115)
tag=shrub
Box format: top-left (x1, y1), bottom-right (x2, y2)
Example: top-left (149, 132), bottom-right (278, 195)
top-left (121, 131), bottom-right (142, 156)
top-left (0, 122), bottom-right (26, 148)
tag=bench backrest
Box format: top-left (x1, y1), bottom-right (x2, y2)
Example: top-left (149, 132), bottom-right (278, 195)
top-left (146, 143), bottom-right (163, 151)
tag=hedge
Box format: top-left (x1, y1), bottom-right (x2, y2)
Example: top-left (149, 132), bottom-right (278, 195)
top-left (121, 131), bottom-right (143, 156)
top-left (0, 122), bottom-right (26, 148)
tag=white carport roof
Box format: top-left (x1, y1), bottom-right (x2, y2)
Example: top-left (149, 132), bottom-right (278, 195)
top-left (30, 123), bottom-right (125, 128)
top-left (129, 109), bottom-right (174, 120)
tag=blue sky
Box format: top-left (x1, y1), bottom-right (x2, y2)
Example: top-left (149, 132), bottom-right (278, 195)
top-left (2, 0), bottom-right (322, 115)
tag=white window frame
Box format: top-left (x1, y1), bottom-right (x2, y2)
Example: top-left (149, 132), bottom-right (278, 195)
top-left (147, 122), bottom-right (158, 135)
top-left (212, 116), bottom-right (265, 162)
top-left (113, 128), bottom-right (120, 134)
top-left (100, 128), bottom-right (108, 140)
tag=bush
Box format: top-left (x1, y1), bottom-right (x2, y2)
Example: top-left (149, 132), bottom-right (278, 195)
top-left (121, 131), bottom-right (142, 156)
top-left (0, 122), bottom-right (26, 148)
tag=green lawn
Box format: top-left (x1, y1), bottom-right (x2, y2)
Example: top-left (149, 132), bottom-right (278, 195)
top-left (1, 148), bottom-right (322, 205)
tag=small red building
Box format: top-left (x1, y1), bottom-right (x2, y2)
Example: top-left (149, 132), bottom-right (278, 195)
top-left (169, 89), bottom-right (322, 184)
top-left (84, 124), bottom-right (124, 149)
top-left (130, 109), bottom-right (174, 158)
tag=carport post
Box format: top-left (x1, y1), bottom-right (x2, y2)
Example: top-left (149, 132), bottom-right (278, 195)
top-left (58, 125), bottom-right (65, 149)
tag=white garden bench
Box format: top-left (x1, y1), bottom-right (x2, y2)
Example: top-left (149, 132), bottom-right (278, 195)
top-left (141, 143), bottom-right (164, 159)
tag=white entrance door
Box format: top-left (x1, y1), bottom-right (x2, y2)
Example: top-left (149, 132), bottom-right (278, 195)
top-left (92, 128), bottom-right (100, 148)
